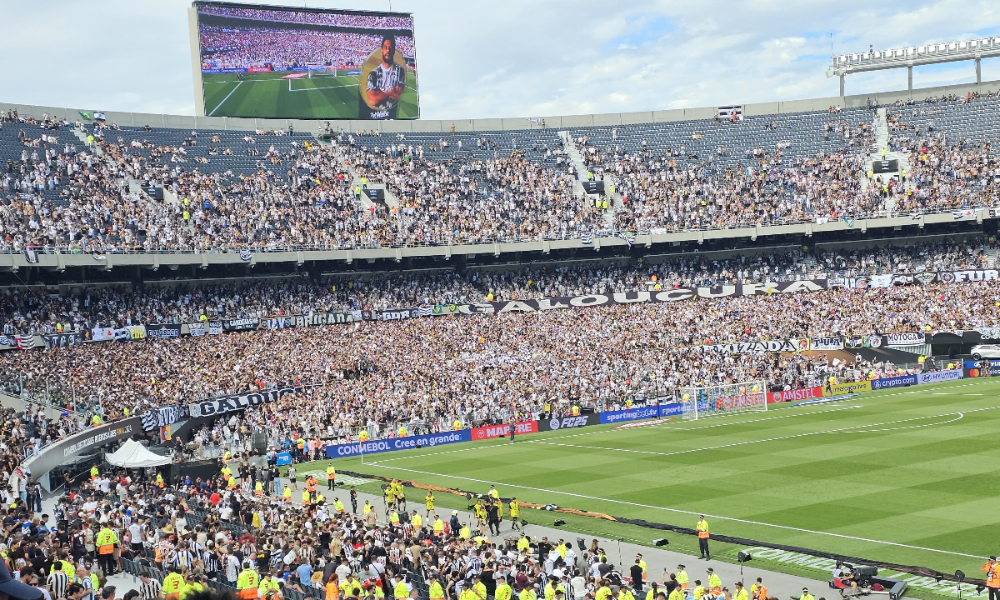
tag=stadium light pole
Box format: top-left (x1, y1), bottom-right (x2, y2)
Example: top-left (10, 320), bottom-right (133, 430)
top-left (828, 37), bottom-right (1000, 96)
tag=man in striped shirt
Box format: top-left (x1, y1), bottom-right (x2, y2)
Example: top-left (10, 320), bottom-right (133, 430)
top-left (46, 562), bottom-right (69, 600)
top-left (364, 36), bottom-right (406, 120)
top-left (138, 572), bottom-right (162, 600)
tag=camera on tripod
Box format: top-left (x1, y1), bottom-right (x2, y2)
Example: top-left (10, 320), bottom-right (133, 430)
top-left (851, 565), bottom-right (878, 587)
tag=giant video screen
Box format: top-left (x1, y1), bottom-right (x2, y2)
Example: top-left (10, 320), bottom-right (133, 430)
top-left (193, 1), bottom-right (418, 120)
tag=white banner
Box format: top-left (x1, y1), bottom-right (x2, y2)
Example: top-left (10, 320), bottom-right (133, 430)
top-left (885, 332), bottom-right (924, 346)
top-left (810, 337), bottom-right (843, 351)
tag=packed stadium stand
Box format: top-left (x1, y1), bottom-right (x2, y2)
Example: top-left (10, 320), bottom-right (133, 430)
top-left (4, 75), bottom-right (1000, 600)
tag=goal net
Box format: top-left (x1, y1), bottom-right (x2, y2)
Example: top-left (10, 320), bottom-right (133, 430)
top-left (308, 68), bottom-right (339, 78)
top-left (680, 381), bottom-right (768, 421)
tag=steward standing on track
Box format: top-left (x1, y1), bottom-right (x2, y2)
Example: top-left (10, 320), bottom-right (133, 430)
top-left (983, 556), bottom-right (1000, 600)
top-left (696, 515), bottom-right (710, 560)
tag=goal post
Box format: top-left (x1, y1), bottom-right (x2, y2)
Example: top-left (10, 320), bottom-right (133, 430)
top-left (680, 380), bottom-right (768, 421)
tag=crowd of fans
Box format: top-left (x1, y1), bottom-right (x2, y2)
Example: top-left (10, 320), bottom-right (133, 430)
top-left (0, 238), bottom-right (988, 336)
top-left (198, 5), bottom-right (413, 30)
top-left (199, 26), bottom-right (415, 72)
top-left (1, 267), bottom-right (996, 440)
top-left (344, 139), bottom-right (598, 245)
top-left (4, 99), bottom-right (1000, 253)
top-left (0, 450), bottom-right (742, 600)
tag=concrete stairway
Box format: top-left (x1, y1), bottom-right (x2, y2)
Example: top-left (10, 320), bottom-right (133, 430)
top-left (863, 107), bottom-right (913, 213)
top-left (559, 131), bottom-right (621, 229)
top-left (326, 140), bottom-right (377, 210)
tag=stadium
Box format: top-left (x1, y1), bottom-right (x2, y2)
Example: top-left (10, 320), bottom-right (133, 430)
top-left (3, 5), bottom-right (1000, 600)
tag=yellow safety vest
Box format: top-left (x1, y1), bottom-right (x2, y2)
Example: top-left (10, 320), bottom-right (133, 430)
top-left (429, 582), bottom-right (445, 600)
top-left (394, 581), bottom-right (409, 600)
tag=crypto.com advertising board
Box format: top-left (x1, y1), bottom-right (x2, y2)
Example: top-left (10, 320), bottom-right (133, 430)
top-left (191, 1), bottom-right (419, 119)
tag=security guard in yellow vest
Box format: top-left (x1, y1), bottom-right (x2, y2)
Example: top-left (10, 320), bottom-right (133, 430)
top-left (181, 574), bottom-right (205, 600)
top-left (494, 579), bottom-right (513, 600)
top-left (411, 511), bottom-right (422, 529)
top-left (60, 561), bottom-right (76, 583)
top-left (545, 582), bottom-right (567, 600)
top-left (327, 465), bottom-right (336, 490)
top-left (459, 586), bottom-right (478, 600)
top-left (283, 485), bottom-right (292, 502)
top-left (668, 587), bottom-right (684, 600)
top-left (90, 466), bottom-right (99, 480)
top-left (471, 576), bottom-right (488, 600)
top-left (517, 535), bottom-right (530, 552)
top-left (162, 568), bottom-right (185, 600)
top-left (596, 582), bottom-right (612, 600)
top-left (799, 588), bottom-right (814, 600)
top-left (96, 525), bottom-right (119, 575)
top-left (258, 575), bottom-right (280, 599)
top-left (696, 515), bottom-right (710, 559)
top-left (392, 575), bottom-right (409, 600)
top-left (459, 524), bottom-right (471, 539)
top-left (692, 581), bottom-right (705, 600)
top-left (237, 565), bottom-right (260, 600)
top-left (334, 498), bottom-right (345, 513)
top-left (676, 566), bottom-right (689, 590)
top-left (618, 588), bottom-right (634, 600)
top-left (428, 577), bottom-right (445, 600)
top-left (433, 517), bottom-right (444, 536)
top-left (255, 481), bottom-right (264, 496)
top-left (343, 576), bottom-right (362, 599)
top-left (519, 585), bottom-right (538, 600)
top-left (302, 490), bottom-right (311, 506)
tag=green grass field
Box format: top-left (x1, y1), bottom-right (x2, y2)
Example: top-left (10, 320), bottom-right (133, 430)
top-left (311, 377), bottom-right (1000, 581)
top-left (202, 71), bottom-right (419, 119)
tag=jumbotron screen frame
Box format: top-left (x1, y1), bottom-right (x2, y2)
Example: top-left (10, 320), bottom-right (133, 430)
top-left (189, 1), bottom-right (419, 120)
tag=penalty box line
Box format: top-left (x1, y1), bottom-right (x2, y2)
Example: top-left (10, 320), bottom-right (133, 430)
top-left (363, 461), bottom-right (984, 560)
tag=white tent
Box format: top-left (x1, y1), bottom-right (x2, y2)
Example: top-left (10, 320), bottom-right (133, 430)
top-left (105, 439), bottom-right (171, 468)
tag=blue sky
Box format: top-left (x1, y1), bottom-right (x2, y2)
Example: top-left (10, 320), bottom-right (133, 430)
top-left (0, 0), bottom-right (999, 120)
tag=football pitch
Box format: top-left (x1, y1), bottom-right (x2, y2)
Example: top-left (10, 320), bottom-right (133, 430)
top-left (202, 72), bottom-right (419, 119)
top-left (322, 377), bottom-right (1000, 578)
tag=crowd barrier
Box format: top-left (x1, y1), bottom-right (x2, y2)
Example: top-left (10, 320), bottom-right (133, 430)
top-left (324, 370), bottom-right (965, 460)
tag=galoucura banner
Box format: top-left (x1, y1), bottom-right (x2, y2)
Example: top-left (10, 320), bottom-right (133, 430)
top-left (187, 386), bottom-right (301, 420)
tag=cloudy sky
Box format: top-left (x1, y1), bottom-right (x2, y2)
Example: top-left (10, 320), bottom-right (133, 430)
top-left (2, 0), bottom-right (999, 120)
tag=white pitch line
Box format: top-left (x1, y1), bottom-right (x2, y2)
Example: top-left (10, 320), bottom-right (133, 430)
top-left (655, 406), bottom-right (862, 432)
top-left (288, 82), bottom-right (357, 93)
top-left (372, 380), bottom-right (1000, 465)
top-left (208, 81), bottom-right (243, 116)
top-left (371, 407), bottom-right (859, 463)
top-left (526, 410), bottom-right (980, 458)
top-left (364, 462), bottom-right (985, 560)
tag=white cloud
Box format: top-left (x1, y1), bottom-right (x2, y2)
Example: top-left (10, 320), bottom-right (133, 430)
top-left (0, 0), bottom-right (998, 120)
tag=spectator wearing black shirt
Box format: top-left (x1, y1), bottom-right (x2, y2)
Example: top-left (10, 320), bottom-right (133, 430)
top-left (629, 560), bottom-right (644, 594)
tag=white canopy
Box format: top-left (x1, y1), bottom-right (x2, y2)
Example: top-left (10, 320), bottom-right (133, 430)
top-left (105, 439), bottom-right (171, 468)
